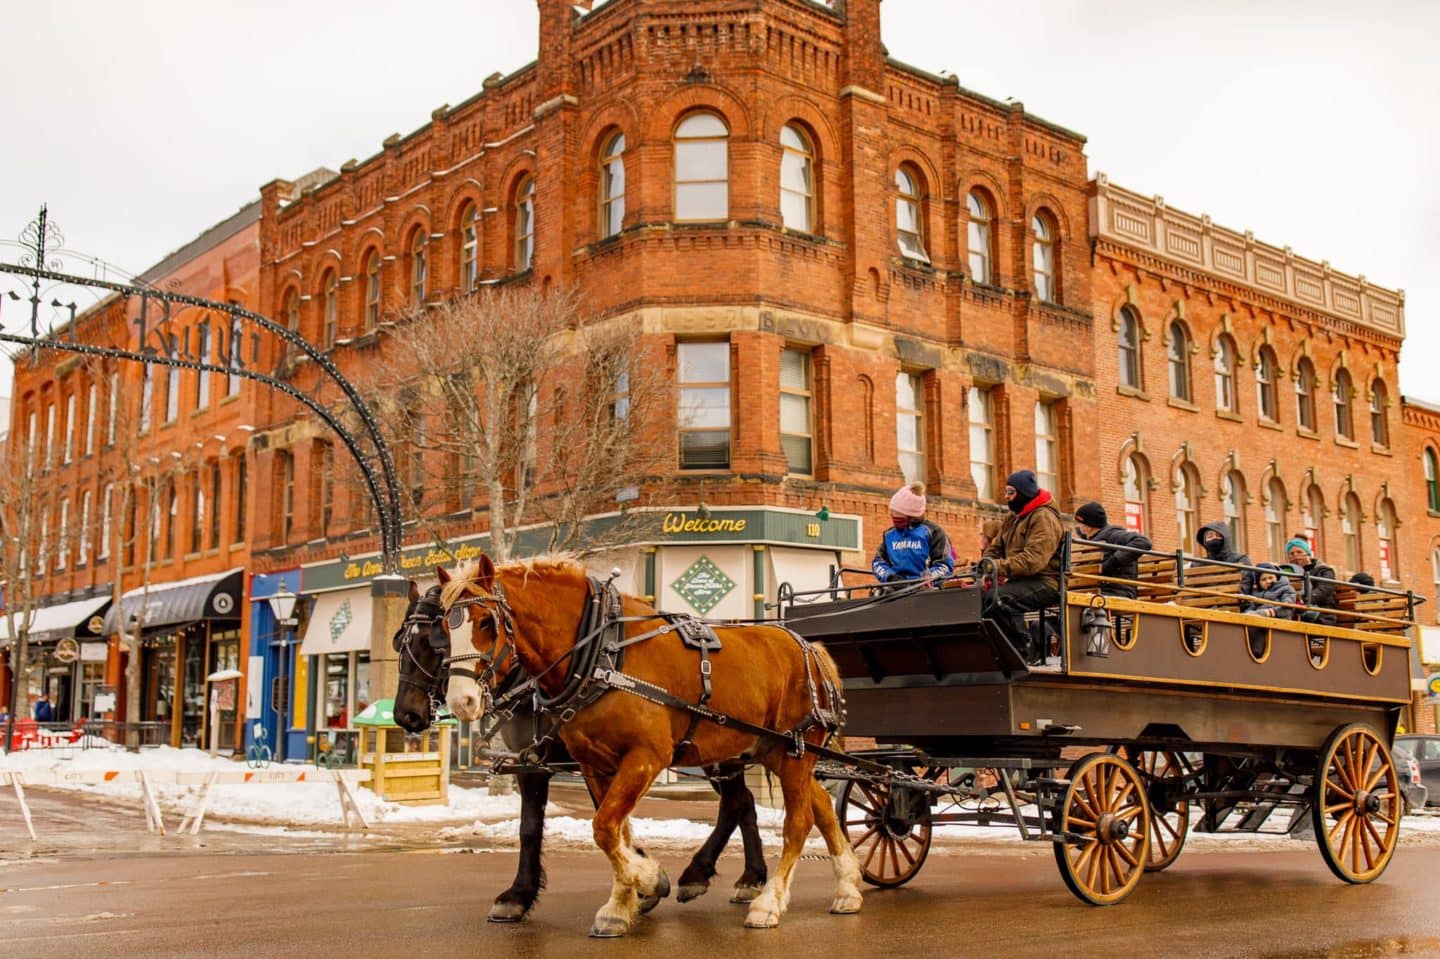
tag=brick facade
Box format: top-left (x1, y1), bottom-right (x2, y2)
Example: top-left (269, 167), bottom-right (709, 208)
top-left (8, 0), bottom-right (1438, 737)
top-left (253, 0), bottom-right (1098, 572)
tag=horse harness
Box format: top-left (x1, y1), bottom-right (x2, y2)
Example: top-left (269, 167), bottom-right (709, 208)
top-left (444, 575), bottom-right (848, 767)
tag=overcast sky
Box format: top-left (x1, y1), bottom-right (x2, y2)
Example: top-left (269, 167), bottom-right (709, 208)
top-left (2, 0), bottom-right (1436, 401)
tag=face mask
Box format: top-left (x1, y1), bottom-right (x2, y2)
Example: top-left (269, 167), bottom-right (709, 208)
top-left (1203, 536), bottom-right (1225, 557)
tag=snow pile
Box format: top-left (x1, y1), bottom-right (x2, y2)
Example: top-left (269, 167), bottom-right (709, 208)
top-left (0, 745), bottom-right (539, 827)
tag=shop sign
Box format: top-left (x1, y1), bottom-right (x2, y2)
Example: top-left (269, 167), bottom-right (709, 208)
top-left (52, 638), bottom-right (80, 664)
top-left (671, 556), bottom-right (735, 615)
top-left (300, 508), bottom-right (860, 593)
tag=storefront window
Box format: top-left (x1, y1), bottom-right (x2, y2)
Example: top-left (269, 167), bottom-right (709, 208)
top-left (208, 629), bottom-right (241, 750)
top-left (80, 662), bottom-right (105, 720)
top-left (325, 653), bottom-right (349, 728)
top-left (355, 653), bottom-right (371, 719)
top-left (181, 630), bottom-right (204, 746)
top-left (143, 638), bottom-right (176, 727)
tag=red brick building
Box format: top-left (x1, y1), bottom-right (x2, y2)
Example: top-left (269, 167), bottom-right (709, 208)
top-left (1, 204), bottom-right (262, 747)
top-left (249, 0), bottom-right (1101, 715)
top-left (8, 0), bottom-right (1437, 747)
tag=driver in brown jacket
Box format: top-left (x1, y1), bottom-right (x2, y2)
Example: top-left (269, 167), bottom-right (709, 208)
top-left (982, 469), bottom-right (1065, 661)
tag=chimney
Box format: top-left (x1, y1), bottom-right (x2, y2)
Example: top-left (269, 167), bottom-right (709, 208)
top-left (838, 0), bottom-right (884, 93)
top-left (536, 0), bottom-right (591, 100)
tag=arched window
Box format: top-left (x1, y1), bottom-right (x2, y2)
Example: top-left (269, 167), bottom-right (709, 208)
top-left (321, 270), bottom-right (338, 348)
top-left (1175, 463), bottom-right (1200, 548)
top-left (1426, 448), bottom-right (1440, 512)
top-left (895, 166), bottom-right (927, 261)
top-left (674, 112), bottom-right (729, 222)
top-left (1167, 322), bottom-right (1191, 402)
top-left (514, 175), bottom-right (536, 270)
top-left (1222, 471), bottom-right (1247, 552)
top-left (1032, 211), bottom-right (1057, 302)
top-left (1118, 307), bottom-right (1142, 390)
top-left (409, 228), bottom-right (427, 306)
top-left (1123, 453), bottom-right (1149, 534)
top-left (1213, 335), bottom-right (1237, 413)
top-left (459, 203), bottom-right (479, 292)
top-left (1265, 477), bottom-right (1287, 562)
top-left (1295, 357), bottom-right (1317, 432)
top-left (779, 124), bottom-right (814, 232)
top-left (967, 190), bottom-right (993, 284)
top-left (1342, 492), bottom-right (1363, 572)
top-left (599, 132), bottom-right (626, 238)
top-left (1255, 346), bottom-right (1279, 422)
top-left (1377, 498), bottom-right (1398, 581)
top-left (1333, 368), bottom-right (1355, 440)
top-left (1369, 379), bottom-right (1389, 447)
top-left (1302, 484), bottom-right (1325, 556)
top-left (363, 250), bottom-right (381, 330)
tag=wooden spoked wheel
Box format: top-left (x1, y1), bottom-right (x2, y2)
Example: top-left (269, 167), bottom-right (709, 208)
top-left (1312, 723), bottom-right (1402, 884)
top-left (1053, 753), bottom-right (1150, 905)
top-left (1110, 746), bottom-right (1191, 872)
top-left (838, 777), bottom-right (932, 888)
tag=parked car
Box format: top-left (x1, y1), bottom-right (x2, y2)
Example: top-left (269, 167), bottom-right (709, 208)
top-left (1392, 734), bottom-right (1439, 811)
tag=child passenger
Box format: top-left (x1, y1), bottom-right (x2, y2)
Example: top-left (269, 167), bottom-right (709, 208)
top-left (1243, 562), bottom-right (1297, 619)
top-left (872, 482), bottom-right (954, 587)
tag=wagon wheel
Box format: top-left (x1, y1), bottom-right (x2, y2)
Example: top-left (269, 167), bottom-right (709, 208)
top-left (1053, 753), bottom-right (1150, 906)
top-left (837, 776), bottom-right (932, 888)
top-left (1110, 745), bottom-right (1191, 871)
top-left (1312, 723), bottom-right (1401, 884)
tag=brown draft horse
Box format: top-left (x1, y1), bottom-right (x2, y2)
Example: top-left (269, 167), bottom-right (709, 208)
top-left (439, 555), bottom-right (862, 937)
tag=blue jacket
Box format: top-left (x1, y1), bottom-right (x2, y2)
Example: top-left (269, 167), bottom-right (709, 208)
top-left (873, 519), bottom-right (954, 583)
top-left (34, 699), bottom-right (55, 722)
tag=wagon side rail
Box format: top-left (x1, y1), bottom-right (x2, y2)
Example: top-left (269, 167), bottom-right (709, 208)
top-left (1065, 537), bottom-right (1424, 635)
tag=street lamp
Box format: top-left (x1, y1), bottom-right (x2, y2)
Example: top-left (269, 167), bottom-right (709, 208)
top-left (267, 585), bottom-right (299, 762)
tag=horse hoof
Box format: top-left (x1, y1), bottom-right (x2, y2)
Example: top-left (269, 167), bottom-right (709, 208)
top-left (829, 895), bottom-right (863, 915)
top-left (649, 866), bottom-right (671, 900)
top-left (638, 894), bottom-right (661, 915)
top-left (677, 882), bottom-right (708, 904)
top-left (730, 883), bottom-right (764, 904)
top-left (487, 901), bottom-right (529, 923)
top-left (589, 916), bottom-right (630, 938)
top-left (744, 907), bottom-right (781, 929)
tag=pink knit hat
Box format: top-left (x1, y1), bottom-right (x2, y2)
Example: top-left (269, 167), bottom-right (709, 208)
top-left (889, 482), bottom-right (927, 518)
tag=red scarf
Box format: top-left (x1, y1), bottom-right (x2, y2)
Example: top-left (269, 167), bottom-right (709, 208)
top-left (1016, 488), bottom-right (1053, 519)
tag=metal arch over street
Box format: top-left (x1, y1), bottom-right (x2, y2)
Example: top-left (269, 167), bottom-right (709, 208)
top-left (0, 260), bottom-right (405, 571)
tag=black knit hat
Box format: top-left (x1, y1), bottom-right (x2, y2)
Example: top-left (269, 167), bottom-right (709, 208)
top-left (1005, 470), bottom-right (1040, 500)
top-left (1075, 502), bottom-right (1107, 527)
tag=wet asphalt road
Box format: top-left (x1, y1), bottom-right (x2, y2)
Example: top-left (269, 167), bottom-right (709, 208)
top-left (4, 791), bottom-right (1440, 959)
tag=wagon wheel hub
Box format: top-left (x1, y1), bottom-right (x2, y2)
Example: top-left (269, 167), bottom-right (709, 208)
top-left (1354, 789), bottom-right (1381, 815)
top-left (1096, 812), bottom-right (1130, 843)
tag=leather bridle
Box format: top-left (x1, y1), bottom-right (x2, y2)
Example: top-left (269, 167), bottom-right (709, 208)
top-left (443, 581), bottom-right (517, 703)
top-left (392, 586), bottom-right (450, 717)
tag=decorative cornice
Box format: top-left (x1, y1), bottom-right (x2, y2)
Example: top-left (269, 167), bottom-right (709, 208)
top-left (1090, 175), bottom-right (1404, 342)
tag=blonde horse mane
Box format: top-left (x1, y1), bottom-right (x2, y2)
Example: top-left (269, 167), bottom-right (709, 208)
top-left (440, 552), bottom-right (587, 609)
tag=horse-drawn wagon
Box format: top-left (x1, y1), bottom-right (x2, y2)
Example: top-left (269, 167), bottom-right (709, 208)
top-left (781, 538), bottom-right (1422, 905)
